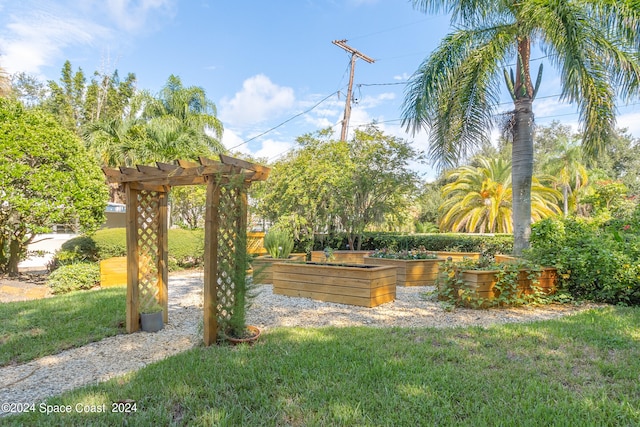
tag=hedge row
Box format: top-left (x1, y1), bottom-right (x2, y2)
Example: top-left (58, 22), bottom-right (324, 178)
top-left (300, 232), bottom-right (514, 256)
top-left (55, 228), bottom-right (205, 271)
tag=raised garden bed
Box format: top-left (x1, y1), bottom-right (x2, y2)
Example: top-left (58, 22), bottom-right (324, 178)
top-left (310, 250), bottom-right (373, 265)
top-left (272, 262), bottom-right (396, 307)
top-left (252, 253), bottom-right (306, 284)
top-left (363, 256), bottom-right (445, 286)
top-left (442, 268), bottom-right (557, 307)
top-left (434, 251), bottom-right (481, 262)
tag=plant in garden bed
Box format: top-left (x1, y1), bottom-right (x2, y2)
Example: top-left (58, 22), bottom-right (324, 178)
top-left (369, 246), bottom-right (438, 260)
top-left (263, 227), bottom-right (294, 259)
top-left (436, 257), bottom-right (549, 308)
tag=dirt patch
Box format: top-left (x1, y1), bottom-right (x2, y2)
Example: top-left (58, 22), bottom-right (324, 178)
top-left (0, 273), bottom-right (52, 303)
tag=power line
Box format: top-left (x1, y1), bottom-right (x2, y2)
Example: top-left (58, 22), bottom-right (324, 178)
top-left (228, 91), bottom-right (339, 151)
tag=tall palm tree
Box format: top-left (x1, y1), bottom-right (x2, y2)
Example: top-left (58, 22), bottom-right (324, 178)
top-left (144, 75), bottom-right (225, 156)
top-left (402, 1), bottom-right (640, 254)
top-left (439, 157), bottom-right (561, 233)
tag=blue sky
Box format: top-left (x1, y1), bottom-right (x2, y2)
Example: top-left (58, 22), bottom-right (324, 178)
top-left (1, 0), bottom-right (639, 180)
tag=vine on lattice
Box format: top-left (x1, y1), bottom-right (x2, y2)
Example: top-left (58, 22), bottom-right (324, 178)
top-left (137, 190), bottom-right (160, 311)
top-left (216, 180), bottom-right (243, 328)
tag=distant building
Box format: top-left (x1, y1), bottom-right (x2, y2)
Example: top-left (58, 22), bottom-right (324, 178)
top-left (104, 203), bottom-right (126, 228)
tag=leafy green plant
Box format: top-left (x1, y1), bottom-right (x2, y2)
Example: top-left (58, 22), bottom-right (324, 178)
top-left (263, 228), bottom-right (294, 259)
top-left (47, 263), bottom-right (100, 294)
top-left (369, 246), bottom-right (438, 260)
top-left (526, 217), bottom-right (640, 305)
top-left (436, 258), bottom-right (549, 308)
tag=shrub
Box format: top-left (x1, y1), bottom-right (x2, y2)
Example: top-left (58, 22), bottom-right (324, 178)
top-left (369, 247), bottom-right (438, 260)
top-left (47, 263), bottom-right (100, 294)
top-left (263, 229), bottom-right (294, 258)
top-left (306, 232), bottom-right (513, 256)
top-left (526, 217), bottom-right (640, 305)
top-left (53, 236), bottom-right (100, 267)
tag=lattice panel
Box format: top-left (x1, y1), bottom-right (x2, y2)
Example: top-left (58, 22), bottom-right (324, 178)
top-left (216, 183), bottom-right (242, 326)
top-left (136, 190), bottom-right (160, 310)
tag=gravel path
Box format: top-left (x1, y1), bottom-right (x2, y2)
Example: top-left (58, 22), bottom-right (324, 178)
top-left (0, 272), bottom-right (602, 416)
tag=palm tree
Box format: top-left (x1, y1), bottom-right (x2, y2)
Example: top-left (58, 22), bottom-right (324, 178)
top-left (143, 75), bottom-right (225, 157)
top-left (542, 141), bottom-right (589, 216)
top-left (439, 157), bottom-right (561, 233)
top-left (402, 1), bottom-right (640, 254)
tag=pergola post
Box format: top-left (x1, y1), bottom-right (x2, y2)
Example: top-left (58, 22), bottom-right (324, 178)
top-left (203, 178), bottom-right (220, 346)
top-left (125, 184), bottom-right (140, 333)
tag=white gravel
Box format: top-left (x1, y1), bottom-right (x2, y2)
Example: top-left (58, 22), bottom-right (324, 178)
top-left (0, 271), bottom-right (602, 417)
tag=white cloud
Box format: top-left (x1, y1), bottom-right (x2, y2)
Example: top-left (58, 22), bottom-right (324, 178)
top-left (0, 8), bottom-right (111, 75)
top-left (101, 0), bottom-right (175, 32)
top-left (222, 128), bottom-right (248, 154)
top-left (0, 0), bottom-right (174, 76)
top-left (253, 139), bottom-right (294, 161)
top-left (616, 111), bottom-right (640, 136)
top-left (394, 72), bottom-right (410, 81)
top-left (220, 74), bottom-right (295, 126)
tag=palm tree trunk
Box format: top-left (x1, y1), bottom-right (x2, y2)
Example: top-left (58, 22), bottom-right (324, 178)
top-left (512, 97), bottom-right (534, 256)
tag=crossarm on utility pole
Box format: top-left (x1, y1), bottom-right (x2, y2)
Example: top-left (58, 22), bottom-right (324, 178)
top-left (332, 40), bottom-right (375, 141)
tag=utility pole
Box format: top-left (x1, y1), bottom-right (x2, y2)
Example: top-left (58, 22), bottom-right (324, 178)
top-left (332, 39), bottom-right (375, 141)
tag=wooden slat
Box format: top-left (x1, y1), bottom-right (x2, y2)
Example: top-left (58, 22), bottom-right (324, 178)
top-left (125, 184), bottom-right (140, 333)
top-left (274, 287), bottom-right (395, 308)
top-left (156, 162), bottom-right (180, 171)
top-left (177, 159), bottom-right (200, 168)
top-left (198, 156), bottom-right (221, 166)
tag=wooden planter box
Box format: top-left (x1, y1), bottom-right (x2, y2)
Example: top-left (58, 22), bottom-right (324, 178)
top-left (272, 262), bottom-right (396, 307)
top-left (252, 253), bottom-right (306, 284)
top-left (434, 251), bottom-right (481, 262)
top-left (310, 250), bottom-right (373, 265)
top-left (363, 256), bottom-right (445, 286)
top-left (447, 268), bottom-right (557, 306)
top-left (99, 256), bottom-right (127, 288)
top-left (494, 255), bottom-right (558, 293)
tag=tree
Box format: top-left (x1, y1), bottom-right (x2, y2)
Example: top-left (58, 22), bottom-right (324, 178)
top-left (45, 60), bottom-right (87, 132)
top-left (541, 138), bottom-right (588, 217)
top-left (439, 157), bottom-right (561, 233)
top-left (0, 63), bottom-right (11, 98)
top-left (0, 98), bottom-right (108, 275)
top-left (597, 129), bottom-right (640, 195)
top-left (143, 75), bottom-right (224, 157)
top-left (336, 125), bottom-right (421, 248)
top-left (402, 0), bottom-right (640, 255)
top-left (255, 127), bottom-right (421, 249)
top-left (254, 129), bottom-right (345, 249)
top-left (10, 72), bottom-right (49, 106)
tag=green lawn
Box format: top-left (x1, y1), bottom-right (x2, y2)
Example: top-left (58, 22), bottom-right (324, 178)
top-left (4, 305), bottom-right (640, 426)
top-left (0, 288), bottom-right (126, 366)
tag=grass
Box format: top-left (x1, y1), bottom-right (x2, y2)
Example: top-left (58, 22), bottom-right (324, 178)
top-left (3, 305), bottom-right (640, 426)
top-left (0, 288), bottom-right (125, 366)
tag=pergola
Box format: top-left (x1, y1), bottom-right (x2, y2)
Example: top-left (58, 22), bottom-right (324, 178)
top-left (103, 154), bottom-right (270, 346)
